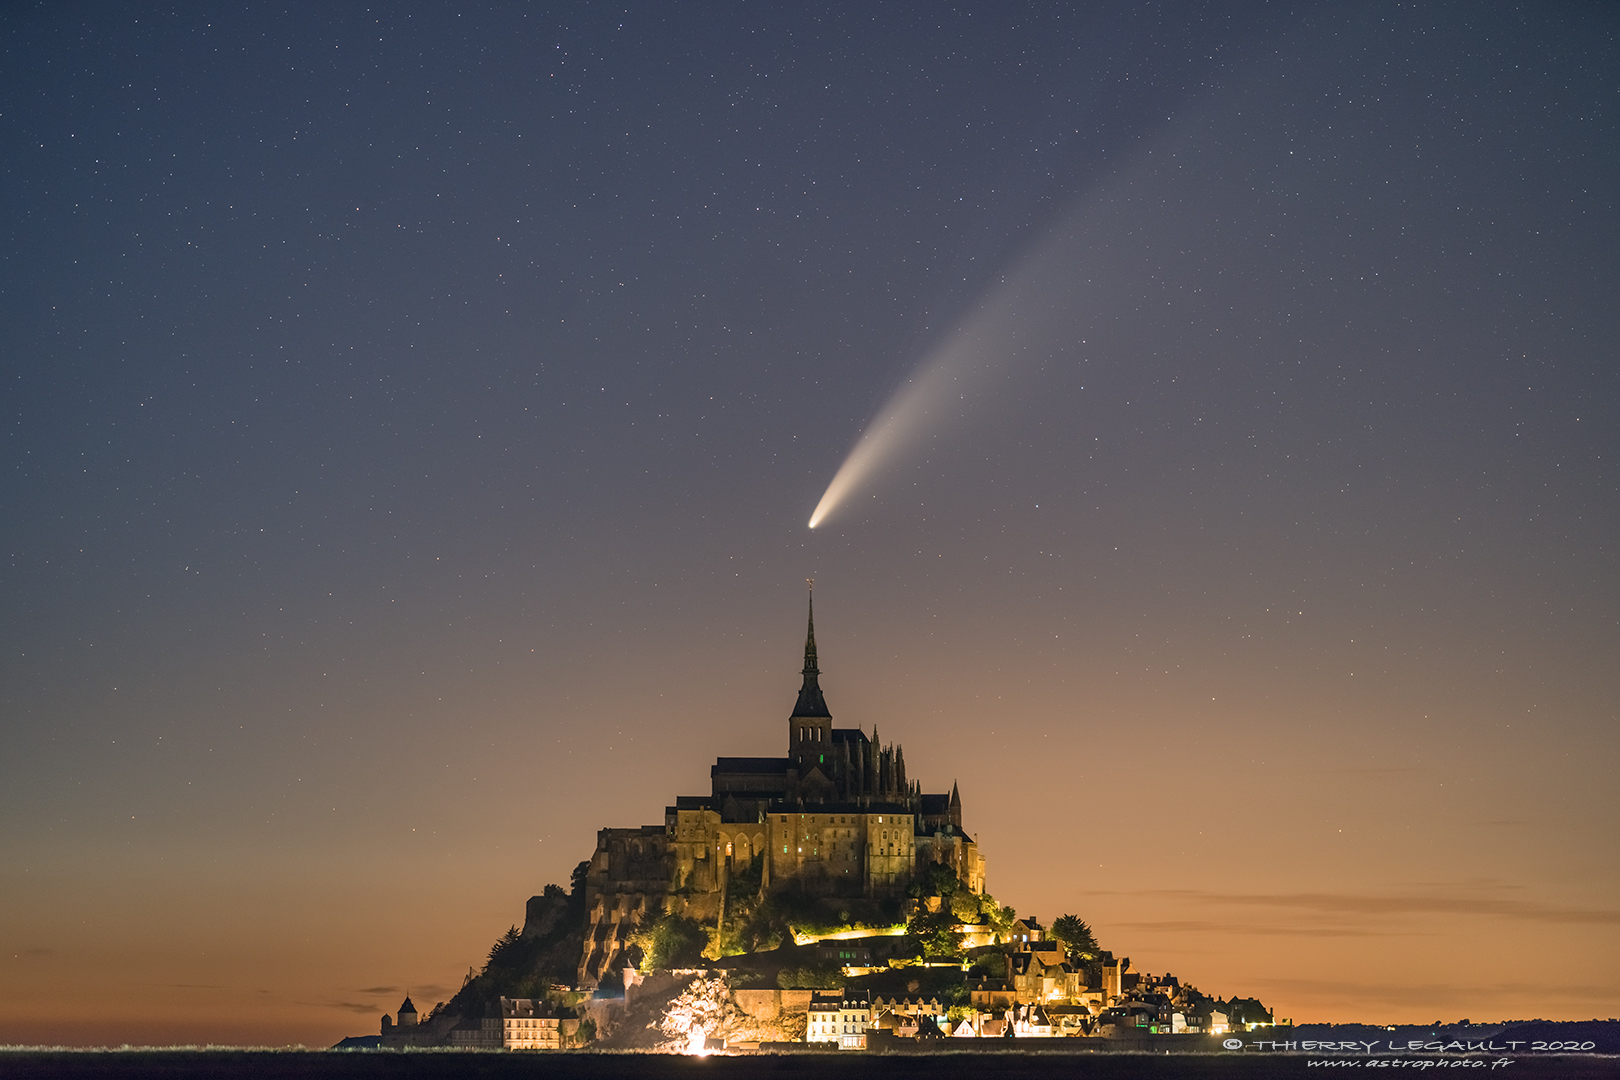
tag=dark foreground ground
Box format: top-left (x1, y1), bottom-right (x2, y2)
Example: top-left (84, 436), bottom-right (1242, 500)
top-left (1, 1051), bottom-right (1617, 1080)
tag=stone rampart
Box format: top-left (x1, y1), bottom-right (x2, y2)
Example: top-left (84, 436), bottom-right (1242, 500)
top-left (732, 988), bottom-right (813, 1022)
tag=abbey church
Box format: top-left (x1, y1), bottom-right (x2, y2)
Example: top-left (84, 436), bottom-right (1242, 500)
top-left (578, 596), bottom-right (985, 983)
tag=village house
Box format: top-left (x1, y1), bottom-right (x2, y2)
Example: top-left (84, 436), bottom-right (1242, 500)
top-left (805, 989), bottom-right (872, 1049)
top-left (1008, 939), bottom-right (1084, 1002)
top-left (869, 993), bottom-right (946, 1031)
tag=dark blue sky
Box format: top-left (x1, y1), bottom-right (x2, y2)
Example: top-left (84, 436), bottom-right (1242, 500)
top-left (3, 1), bottom-right (1617, 1044)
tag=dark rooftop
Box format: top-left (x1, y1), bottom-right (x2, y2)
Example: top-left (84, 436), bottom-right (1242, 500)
top-left (711, 757), bottom-right (791, 774)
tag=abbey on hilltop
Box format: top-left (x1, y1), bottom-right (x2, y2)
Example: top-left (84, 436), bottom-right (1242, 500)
top-left (577, 593), bottom-right (985, 984)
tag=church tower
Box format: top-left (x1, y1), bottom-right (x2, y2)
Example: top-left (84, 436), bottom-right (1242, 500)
top-left (788, 586), bottom-right (832, 769)
top-left (579, 590), bottom-right (988, 984)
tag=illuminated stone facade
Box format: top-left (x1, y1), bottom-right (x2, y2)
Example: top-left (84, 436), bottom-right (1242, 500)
top-left (577, 596), bottom-right (985, 984)
top-left (500, 996), bottom-right (564, 1049)
top-left (445, 997), bottom-right (581, 1050)
top-left (807, 989), bottom-right (872, 1050)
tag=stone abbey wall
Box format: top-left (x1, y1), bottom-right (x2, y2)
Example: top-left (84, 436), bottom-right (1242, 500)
top-left (574, 601), bottom-right (984, 985)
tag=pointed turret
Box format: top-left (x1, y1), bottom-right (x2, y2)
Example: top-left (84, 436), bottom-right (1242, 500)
top-left (791, 588), bottom-right (831, 718)
top-left (948, 781), bottom-right (962, 828)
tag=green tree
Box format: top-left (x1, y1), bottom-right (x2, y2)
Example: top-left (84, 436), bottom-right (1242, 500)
top-left (987, 901), bottom-right (1018, 938)
top-left (909, 861), bottom-right (961, 900)
top-left (963, 891), bottom-right (1017, 935)
top-left (1050, 914), bottom-right (1100, 959)
top-left (486, 925), bottom-right (524, 968)
top-left (629, 913), bottom-right (708, 971)
top-left (442, 877), bottom-right (587, 1022)
top-left (950, 889), bottom-right (982, 922)
top-left (968, 949), bottom-right (1007, 978)
top-left (907, 904), bottom-right (964, 959)
top-left (776, 961), bottom-right (842, 989)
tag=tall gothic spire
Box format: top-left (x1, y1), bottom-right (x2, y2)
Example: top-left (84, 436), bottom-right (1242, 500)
top-left (791, 584), bottom-right (831, 718)
top-left (803, 584), bottom-right (819, 677)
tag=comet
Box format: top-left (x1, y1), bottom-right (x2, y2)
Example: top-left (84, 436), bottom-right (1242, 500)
top-left (804, 105), bottom-right (1205, 532)
top-left (806, 326), bottom-right (989, 529)
top-left (807, 220), bottom-right (1091, 530)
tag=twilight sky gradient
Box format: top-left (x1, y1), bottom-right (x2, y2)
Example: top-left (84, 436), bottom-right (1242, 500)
top-left (3, 0), bottom-right (1618, 1046)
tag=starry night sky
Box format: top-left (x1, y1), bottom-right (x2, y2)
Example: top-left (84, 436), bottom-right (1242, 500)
top-left (3, 1), bottom-right (1617, 1045)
